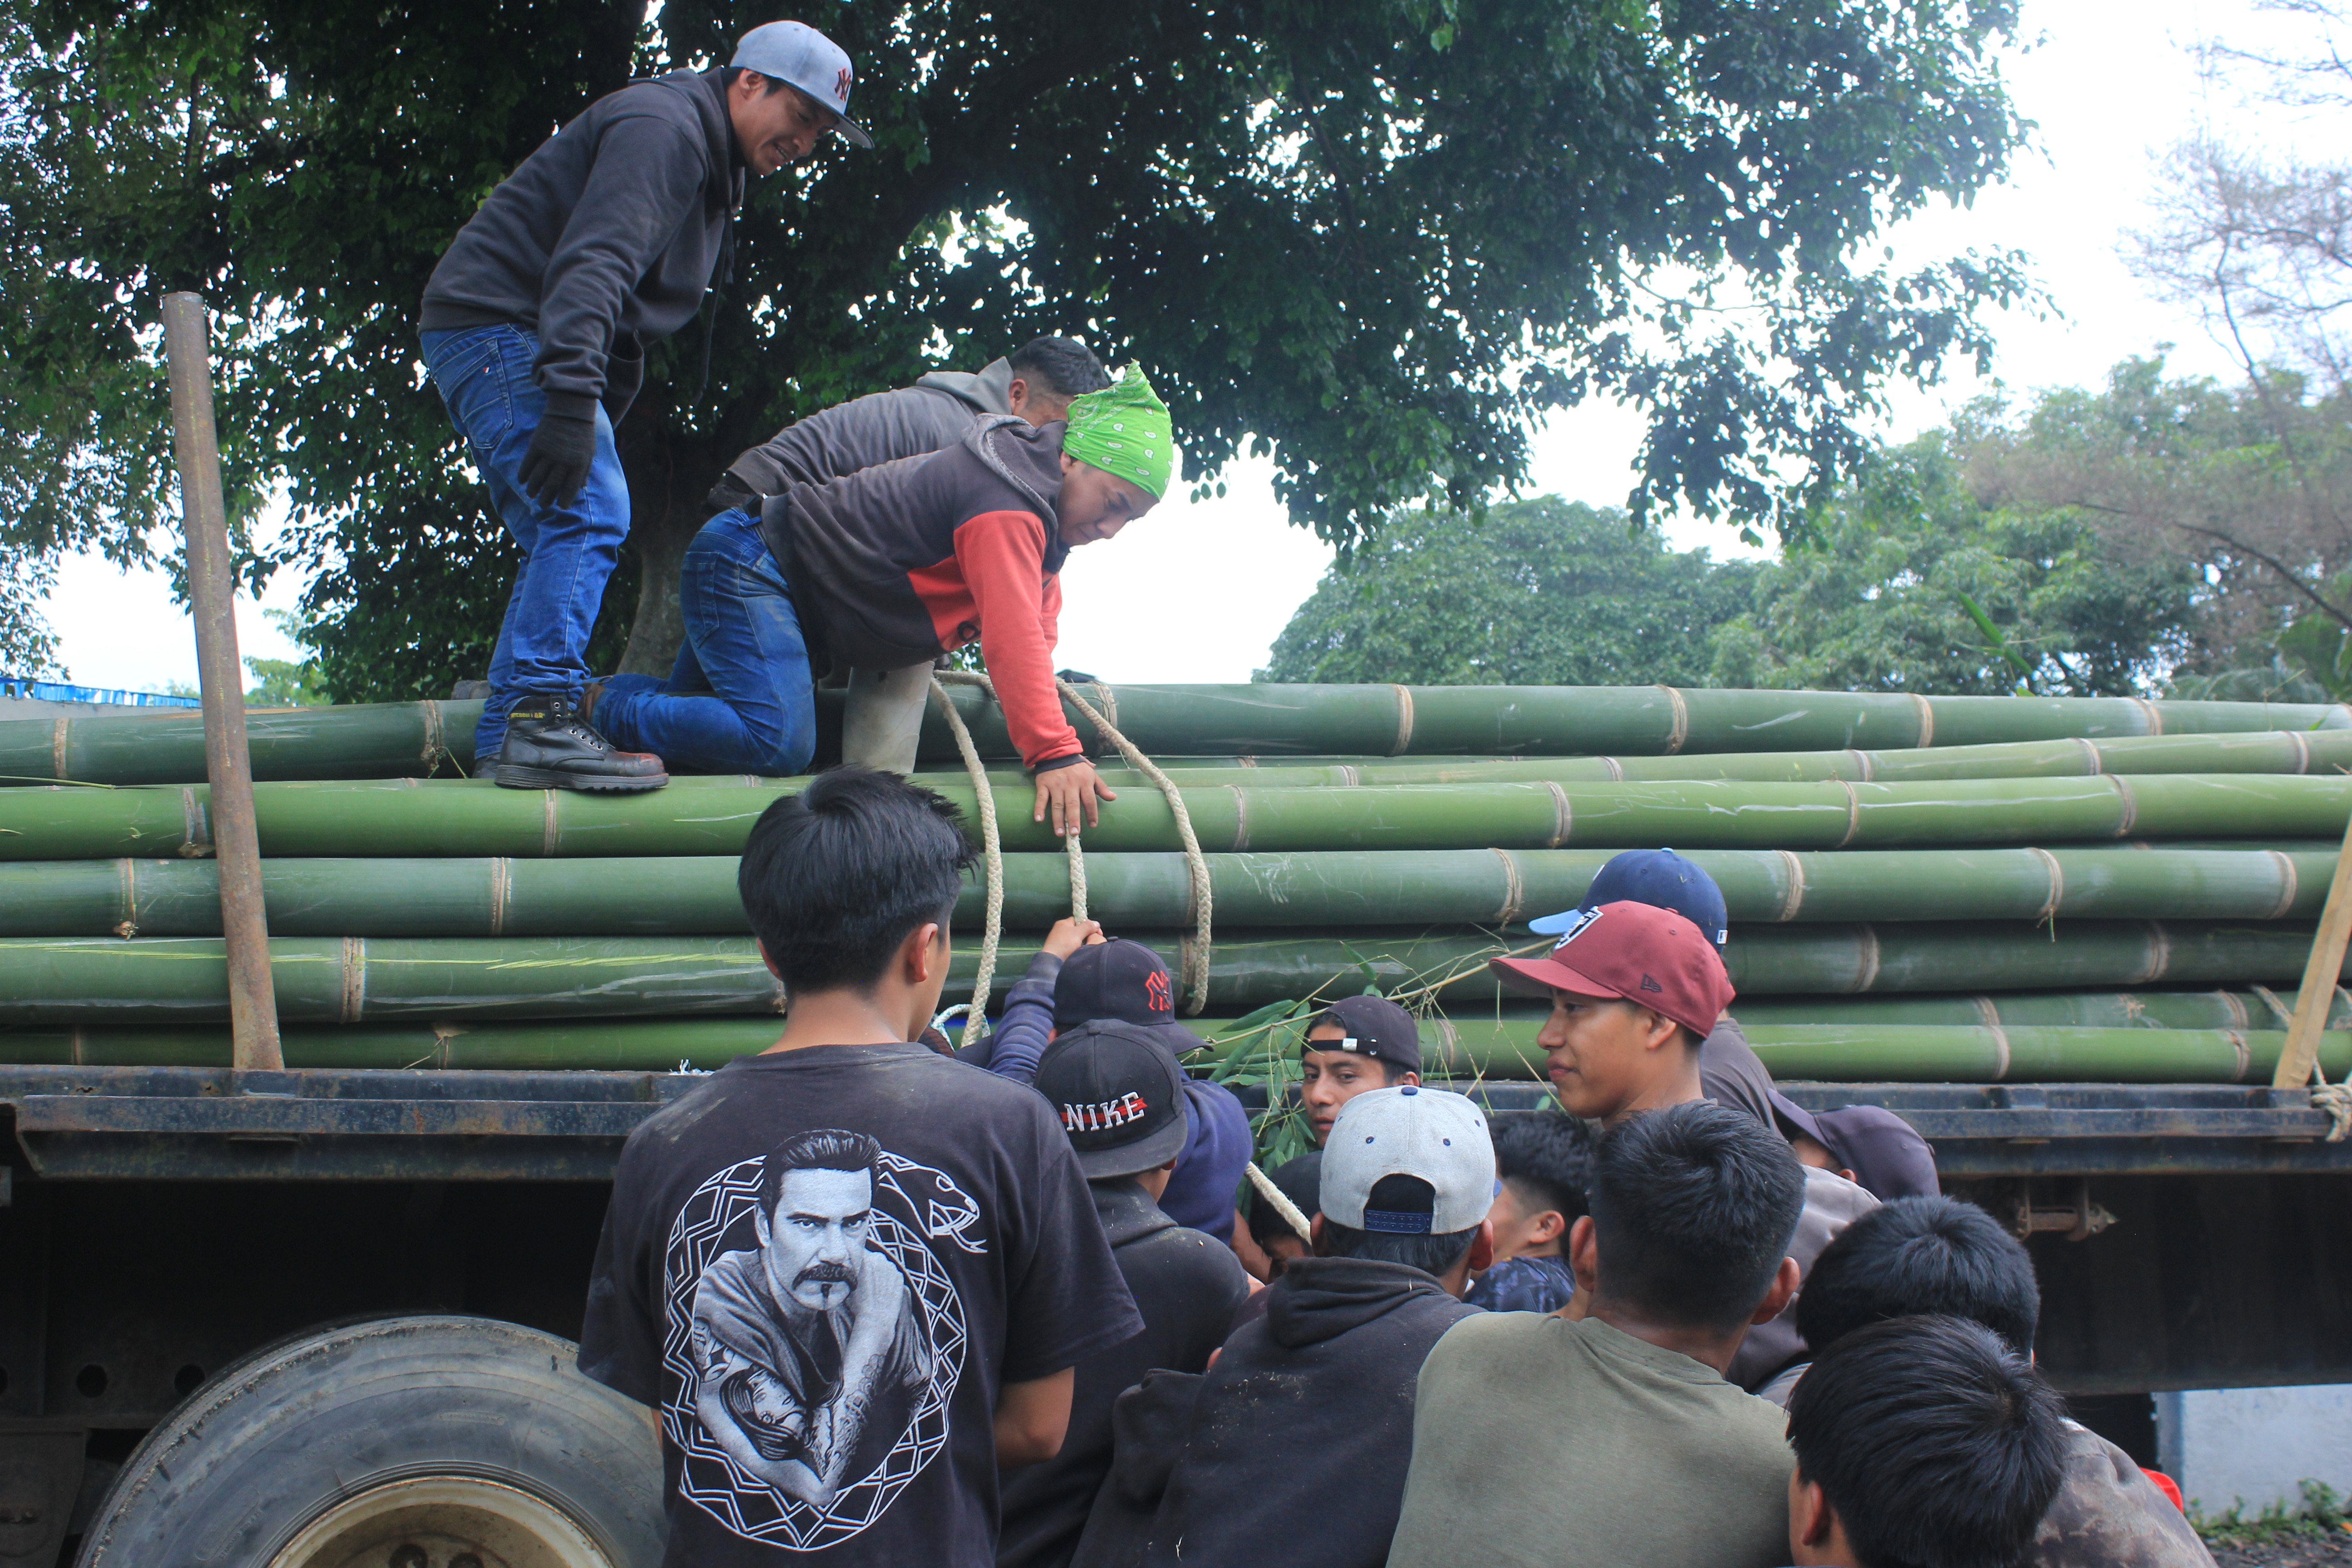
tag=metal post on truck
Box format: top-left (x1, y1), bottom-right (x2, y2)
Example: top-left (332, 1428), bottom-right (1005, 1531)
top-left (161, 291), bottom-right (284, 1073)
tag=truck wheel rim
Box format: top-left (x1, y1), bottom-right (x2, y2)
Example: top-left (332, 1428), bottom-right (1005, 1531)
top-left (266, 1475), bottom-right (615, 1568)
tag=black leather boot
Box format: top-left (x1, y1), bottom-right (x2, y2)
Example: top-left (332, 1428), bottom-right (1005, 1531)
top-left (492, 693), bottom-right (668, 792)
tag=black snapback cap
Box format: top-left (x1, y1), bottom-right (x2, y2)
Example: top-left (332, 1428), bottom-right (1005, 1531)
top-left (1054, 938), bottom-right (1177, 1028)
top-left (1304, 993), bottom-right (1422, 1076)
top-left (1034, 1019), bottom-right (1191, 1179)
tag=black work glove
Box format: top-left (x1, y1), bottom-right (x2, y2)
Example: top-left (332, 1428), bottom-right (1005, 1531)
top-left (705, 472), bottom-right (759, 517)
top-left (1055, 668), bottom-right (1101, 685)
top-left (519, 409), bottom-right (597, 508)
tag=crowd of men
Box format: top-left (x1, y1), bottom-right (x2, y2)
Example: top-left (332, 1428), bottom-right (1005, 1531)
top-left (578, 770), bottom-right (2215, 1568)
top-left (427, 28), bottom-right (2215, 1568)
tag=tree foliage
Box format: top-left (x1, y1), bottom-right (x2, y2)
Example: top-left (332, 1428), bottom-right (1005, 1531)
top-left (1257, 497), bottom-right (1757, 686)
top-left (1, 0), bottom-right (2029, 694)
top-left (1963, 356), bottom-right (2352, 685)
top-left (1262, 403), bottom-right (2205, 697)
top-left (1715, 433), bottom-right (2201, 696)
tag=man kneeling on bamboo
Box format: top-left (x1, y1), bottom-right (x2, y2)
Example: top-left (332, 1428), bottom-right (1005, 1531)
top-left (589, 365), bottom-right (1172, 835)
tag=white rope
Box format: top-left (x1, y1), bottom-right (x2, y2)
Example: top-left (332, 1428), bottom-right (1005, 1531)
top-left (930, 677), bottom-right (1004, 1039)
top-left (933, 670), bottom-right (1216, 1014)
top-left (1245, 1159), bottom-right (1313, 1242)
top-left (1054, 679), bottom-right (1215, 1014)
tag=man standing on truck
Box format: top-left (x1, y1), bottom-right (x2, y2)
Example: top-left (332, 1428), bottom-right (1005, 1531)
top-left (420, 21), bottom-right (871, 794)
top-left (580, 768), bottom-right (1140, 1565)
top-left (592, 365), bottom-right (1174, 834)
top-left (701, 335), bottom-right (1112, 774)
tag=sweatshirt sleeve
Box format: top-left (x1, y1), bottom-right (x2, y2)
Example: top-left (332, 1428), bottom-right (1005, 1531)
top-left (954, 510), bottom-right (1083, 768)
top-left (532, 113), bottom-right (710, 417)
top-left (980, 951), bottom-right (1063, 1086)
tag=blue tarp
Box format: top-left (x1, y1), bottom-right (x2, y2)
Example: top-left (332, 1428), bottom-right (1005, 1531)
top-left (0, 676), bottom-right (202, 708)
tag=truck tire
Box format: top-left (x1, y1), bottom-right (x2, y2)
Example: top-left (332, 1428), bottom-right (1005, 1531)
top-left (75, 1314), bottom-right (666, 1568)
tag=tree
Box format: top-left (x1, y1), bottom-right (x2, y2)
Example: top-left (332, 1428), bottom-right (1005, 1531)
top-left (1961, 356), bottom-right (2352, 683)
top-left (1257, 497), bottom-right (1758, 686)
top-left (1714, 431), bottom-right (2202, 696)
top-left (1258, 431), bottom-right (2200, 698)
top-left (0, 0), bottom-right (2030, 696)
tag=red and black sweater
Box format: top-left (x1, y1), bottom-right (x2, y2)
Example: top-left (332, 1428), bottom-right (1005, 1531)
top-left (760, 416), bottom-right (1083, 769)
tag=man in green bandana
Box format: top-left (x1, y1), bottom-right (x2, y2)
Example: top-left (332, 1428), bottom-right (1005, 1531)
top-left (592, 365), bottom-right (1173, 833)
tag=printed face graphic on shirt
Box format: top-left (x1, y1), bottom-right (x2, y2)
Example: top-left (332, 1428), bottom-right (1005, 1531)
top-left (664, 1128), bottom-right (982, 1551)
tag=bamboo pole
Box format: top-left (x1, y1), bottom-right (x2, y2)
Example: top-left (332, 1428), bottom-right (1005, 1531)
top-left (5, 845), bottom-right (2340, 938)
top-left (5, 921), bottom-right (2350, 1023)
top-left (162, 292), bottom-right (281, 1073)
top-left (10, 773), bottom-right (2352, 861)
top-left (3, 1017), bottom-right (2343, 1085)
top-left (2273, 807), bottom-right (2352, 1088)
top-left (7, 685), bottom-right (2349, 786)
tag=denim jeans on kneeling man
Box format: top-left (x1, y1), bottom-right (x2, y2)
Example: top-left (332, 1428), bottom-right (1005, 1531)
top-left (594, 507), bottom-right (820, 777)
top-left (420, 324), bottom-right (630, 765)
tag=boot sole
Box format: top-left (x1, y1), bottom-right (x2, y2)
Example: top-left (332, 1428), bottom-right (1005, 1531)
top-left (493, 764), bottom-right (670, 793)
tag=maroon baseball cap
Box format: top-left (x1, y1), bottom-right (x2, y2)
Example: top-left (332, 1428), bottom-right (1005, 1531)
top-left (1489, 900), bottom-right (1733, 1038)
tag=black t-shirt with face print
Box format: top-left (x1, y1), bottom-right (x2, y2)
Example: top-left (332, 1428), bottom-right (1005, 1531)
top-left (580, 1042), bottom-right (1143, 1567)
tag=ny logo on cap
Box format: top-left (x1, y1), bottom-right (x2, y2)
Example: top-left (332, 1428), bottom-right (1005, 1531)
top-left (1145, 970), bottom-right (1171, 1013)
top-left (1062, 1091), bottom-right (1147, 1133)
top-left (835, 65), bottom-right (853, 100)
top-left (1549, 906), bottom-right (1603, 951)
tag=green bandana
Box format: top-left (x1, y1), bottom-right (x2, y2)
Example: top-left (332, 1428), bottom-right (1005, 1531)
top-left (1061, 364), bottom-right (1175, 500)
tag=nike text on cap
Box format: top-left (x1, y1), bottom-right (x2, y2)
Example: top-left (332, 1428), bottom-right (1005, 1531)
top-left (1489, 899), bottom-right (1735, 1039)
top-left (1033, 1018), bottom-right (1191, 1180)
top-left (730, 20), bottom-right (874, 148)
top-left (1319, 1085), bottom-right (1494, 1236)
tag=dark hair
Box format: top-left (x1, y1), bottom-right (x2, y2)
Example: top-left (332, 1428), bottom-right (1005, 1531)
top-left (1797, 1196), bottom-right (2039, 1357)
top-left (1009, 336), bottom-right (1111, 400)
top-left (1490, 1110), bottom-right (1592, 1224)
top-left (760, 1127), bottom-right (880, 1213)
top-left (1317, 1174), bottom-right (1478, 1277)
top-left (1788, 1315), bottom-right (2069, 1568)
top-left (1588, 1100), bottom-right (1804, 1332)
top-left (737, 768), bottom-right (976, 995)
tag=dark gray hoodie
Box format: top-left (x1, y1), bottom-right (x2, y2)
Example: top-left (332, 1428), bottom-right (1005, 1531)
top-left (420, 66), bottom-right (743, 424)
top-left (725, 359), bottom-right (1018, 496)
top-left (1091, 1256), bottom-right (1479, 1568)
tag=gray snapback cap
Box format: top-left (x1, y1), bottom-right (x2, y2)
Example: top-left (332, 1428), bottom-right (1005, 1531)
top-left (1321, 1085), bottom-right (1494, 1235)
top-left (730, 21), bottom-right (873, 148)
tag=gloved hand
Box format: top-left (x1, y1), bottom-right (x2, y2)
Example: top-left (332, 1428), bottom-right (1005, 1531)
top-left (704, 472), bottom-right (759, 517)
top-left (1055, 668), bottom-right (1101, 685)
top-left (518, 409), bottom-right (598, 507)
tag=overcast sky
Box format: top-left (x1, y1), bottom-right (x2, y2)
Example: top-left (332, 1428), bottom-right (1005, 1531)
top-left (35, 0), bottom-right (2346, 692)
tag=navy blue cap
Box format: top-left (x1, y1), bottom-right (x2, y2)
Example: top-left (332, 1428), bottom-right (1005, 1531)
top-left (1531, 848), bottom-right (1728, 948)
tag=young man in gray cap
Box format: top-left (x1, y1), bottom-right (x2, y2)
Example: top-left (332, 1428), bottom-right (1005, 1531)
top-left (421, 20), bottom-right (869, 792)
top-left (1299, 993), bottom-right (1422, 1147)
top-left (1001, 1021), bottom-right (1252, 1568)
top-left (1102, 1086), bottom-right (1494, 1568)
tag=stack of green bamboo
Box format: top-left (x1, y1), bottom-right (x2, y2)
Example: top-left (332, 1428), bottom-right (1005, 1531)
top-left (5, 681), bottom-right (2352, 1086)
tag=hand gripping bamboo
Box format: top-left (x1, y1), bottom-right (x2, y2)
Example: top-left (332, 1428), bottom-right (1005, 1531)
top-left (2274, 807), bottom-right (2352, 1089)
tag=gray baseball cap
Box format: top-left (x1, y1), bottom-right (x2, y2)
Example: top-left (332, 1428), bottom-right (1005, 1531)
top-left (730, 21), bottom-right (873, 149)
top-left (1321, 1085), bottom-right (1494, 1235)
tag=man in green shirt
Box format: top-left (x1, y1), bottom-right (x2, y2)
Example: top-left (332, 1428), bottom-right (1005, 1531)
top-left (1384, 1101), bottom-right (1807, 1568)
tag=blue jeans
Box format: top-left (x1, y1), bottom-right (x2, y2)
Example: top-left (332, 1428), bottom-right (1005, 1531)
top-left (420, 325), bottom-right (630, 762)
top-left (595, 508), bottom-right (818, 776)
